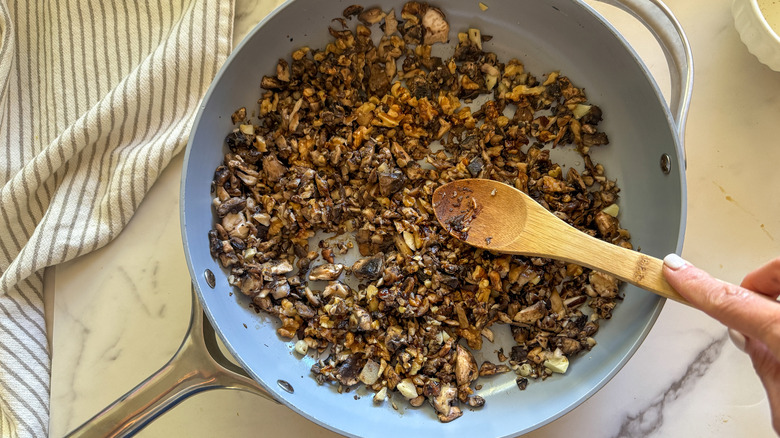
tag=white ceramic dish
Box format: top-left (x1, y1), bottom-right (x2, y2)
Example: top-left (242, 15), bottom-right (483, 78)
top-left (733, 0), bottom-right (780, 71)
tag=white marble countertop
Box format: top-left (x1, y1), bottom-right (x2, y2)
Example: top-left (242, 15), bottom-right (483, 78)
top-left (48, 0), bottom-right (780, 436)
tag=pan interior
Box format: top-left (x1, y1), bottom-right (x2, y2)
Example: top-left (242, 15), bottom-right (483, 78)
top-left (181, 1), bottom-right (685, 437)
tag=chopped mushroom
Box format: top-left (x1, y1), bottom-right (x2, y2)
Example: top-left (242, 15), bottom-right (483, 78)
top-left (209, 0), bottom-right (628, 424)
top-left (410, 395), bottom-right (426, 407)
top-left (594, 211), bottom-right (619, 238)
top-left (351, 254), bottom-right (385, 280)
top-left (454, 344), bottom-right (479, 387)
top-left (478, 361), bottom-right (511, 376)
top-left (467, 395), bottom-right (485, 408)
top-left (589, 271), bottom-right (620, 298)
top-left (336, 355), bottom-right (361, 386)
top-left (430, 384), bottom-right (462, 422)
top-left (216, 197), bottom-right (246, 217)
top-left (308, 263), bottom-right (345, 281)
top-left (377, 169), bottom-right (406, 196)
top-left (262, 155), bottom-right (287, 182)
top-left (350, 306), bottom-right (373, 331)
top-left (222, 212), bottom-right (250, 240)
top-left (261, 260), bottom-right (294, 276)
top-left (358, 7), bottom-right (385, 24)
top-left (513, 301), bottom-right (547, 324)
top-left (384, 9), bottom-right (398, 35)
top-left (234, 272), bottom-right (262, 296)
top-left (342, 4), bottom-right (363, 18)
top-left (270, 280), bottom-right (290, 299)
top-left (323, 281), bottom-right (350, 299)
top-left (422, 7), bottom-right (449, 44)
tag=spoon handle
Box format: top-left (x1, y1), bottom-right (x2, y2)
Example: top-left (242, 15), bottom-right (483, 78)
top-left (549, 223), bottom-right (688, 305)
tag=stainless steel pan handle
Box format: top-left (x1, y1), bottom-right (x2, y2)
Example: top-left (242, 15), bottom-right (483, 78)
top-left (594, 0), bottom-right (694, 144)
top-left (64, 287), bottom-right (274, 438)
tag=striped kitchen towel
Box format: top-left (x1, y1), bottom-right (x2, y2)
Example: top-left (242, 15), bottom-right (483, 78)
top-left (0, 0), bottom-right (234, 436)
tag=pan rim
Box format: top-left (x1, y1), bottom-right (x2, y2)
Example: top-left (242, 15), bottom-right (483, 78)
top-left (180, 0), bottom-right (688, 436)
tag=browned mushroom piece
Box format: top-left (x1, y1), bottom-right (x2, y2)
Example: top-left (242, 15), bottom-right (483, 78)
top-left (336, 355), bottom-right (362, 386)
top-left (323, 281), bottom-right (350, 300)
top-left (342, 4), bottom-right (363, 19)
top-left (454, 344), bottom-right (479, 387)
top-left (467, 395), bottom-right (485, 408)
top-left (358, 7), bottom-right (385, 25)
top-left (377, 169), bottom-right (406, 196)
top-left (230, 107), bottom-right (246, 124)
top-left (260, 75), bottom-right (286, 90)
top-left (478, 361), bottom-right (511, 377)
top-left (262, 155), bottom-right (286, 183)
top-left (215, 197), bottom-right (246, 217)
top-left (349, 306), bottom-right (373, 331)
top-left (262, 260), bottom-right (294, 276)
top-left (308, 263), bottom-right (345, 281)
top-left (383, 9), bottom-right (398, 36)
top-left (422, 7), bottom-right (449, 44)
top-left (210, 0), bottom-right (628, 423)
top-left (401, 1), bottom-right (425, 22)
top-left (276, 59), bottom-right (290, 82)
top-left (351, 254), bottom-right (385, 280)
top-left (430, 384), bottom-right (462, 423)
top-left (589, 271), bottom-right (620, 298)
top-left (594, 210), bottom-right (619, 238)
top-left (513, 301), bottom-right (547, 324)
top-left (233, 272), bottom-right (262, 296)
top-left (409, 395), bottom-right (426, 407)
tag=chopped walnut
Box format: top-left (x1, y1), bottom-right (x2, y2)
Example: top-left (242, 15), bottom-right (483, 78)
top-left (209, 1), bottom-right (626, 423)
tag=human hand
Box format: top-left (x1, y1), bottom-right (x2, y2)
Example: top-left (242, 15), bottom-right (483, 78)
top-left (663, 255), bottom-right (780, 433)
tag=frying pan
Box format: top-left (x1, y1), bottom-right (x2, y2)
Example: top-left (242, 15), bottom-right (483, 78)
top-left (66, 0), bottom-right (692, 437)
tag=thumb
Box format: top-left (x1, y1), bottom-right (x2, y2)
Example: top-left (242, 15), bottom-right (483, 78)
top-left (663, 254), bottom-right (780, 360)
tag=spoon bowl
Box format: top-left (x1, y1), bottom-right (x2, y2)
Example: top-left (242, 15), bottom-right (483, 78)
top-left (432, 179), bottom-right (687, 304)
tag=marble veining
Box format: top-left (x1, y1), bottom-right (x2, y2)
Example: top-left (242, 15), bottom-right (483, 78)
top-left (51, 303), bottom-right (88, 433)
top-left (613, 333), bottom-right (729, 438)
top-left (48, 0), bottom-right (780, 437)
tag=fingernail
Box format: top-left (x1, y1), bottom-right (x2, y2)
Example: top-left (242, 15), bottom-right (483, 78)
top-left (728, 328), bottom-right (747, 352)
top-left (663, 253), bottom-right (689, 270)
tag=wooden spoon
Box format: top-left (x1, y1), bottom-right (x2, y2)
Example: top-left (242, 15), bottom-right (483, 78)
top-left (432, 178), bottom-right (687, 304)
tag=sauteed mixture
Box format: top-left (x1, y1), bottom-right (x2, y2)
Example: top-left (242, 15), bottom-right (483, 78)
top-left (208, 2), bottom-right (630, 422)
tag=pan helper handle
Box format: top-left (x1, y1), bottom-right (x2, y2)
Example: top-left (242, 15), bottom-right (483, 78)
top-left (595, 0), bottom-right (693, 162)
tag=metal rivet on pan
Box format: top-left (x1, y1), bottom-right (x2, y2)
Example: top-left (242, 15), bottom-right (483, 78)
top-left (204, 269), bottom-right (216, 289)
top-left (277, 380), bottom-right (294, 394)
top-left (660, 153), bottom-right (672, 175)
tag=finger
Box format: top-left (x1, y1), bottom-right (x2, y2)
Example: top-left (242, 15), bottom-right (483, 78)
top-left (743, 336), bottom-right (780, 433)
top-left (745, 335), bottom-right (780, 372)
top-left (729, 328), bottom-right (747, 352)
top-left (741, 257), bottom-right (780, 299)
top-left (663, 254), bottom-right (780, 359)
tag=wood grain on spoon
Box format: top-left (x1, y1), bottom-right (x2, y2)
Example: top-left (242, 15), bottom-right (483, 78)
top-left (432, 178), bottom-right (687, 305)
